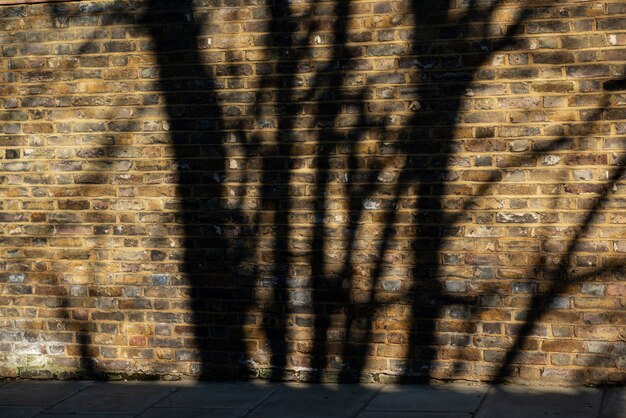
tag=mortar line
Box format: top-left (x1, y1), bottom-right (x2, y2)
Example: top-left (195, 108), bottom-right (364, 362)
top-left (129, 382), bottom-right (187, 418)
top-left (350, 384), bottom-right (383, 418)
top-left (471, 383), bottom-right (494, 418)
top-left (241, 381), bottom-right (283, 418)
top-left (32, 380), bottom-right (96, 417)
top-left (596, 387), bottom-right (609, 418)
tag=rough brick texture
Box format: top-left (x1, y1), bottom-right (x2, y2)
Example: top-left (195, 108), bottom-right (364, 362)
top-left (1, 0), bottom-right (625, 385)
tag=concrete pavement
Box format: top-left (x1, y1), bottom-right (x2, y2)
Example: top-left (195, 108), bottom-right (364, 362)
top-left (0, 380), bottom-right (623, 417)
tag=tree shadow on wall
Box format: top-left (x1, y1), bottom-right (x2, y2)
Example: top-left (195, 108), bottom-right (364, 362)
top-left (496, 74), bottom-right (626, 383)
top-left (151, 0), bottom-right (625, 384)
top-left (48, 0), bottom-right (249, 380)
top-left (43, 0), bottom-right (626, 384)
top-left (142, 0), bottom-right (252, 379)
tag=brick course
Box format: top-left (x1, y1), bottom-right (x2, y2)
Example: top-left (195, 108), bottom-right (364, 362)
top-left (0, 0), bottom-right (625, 384)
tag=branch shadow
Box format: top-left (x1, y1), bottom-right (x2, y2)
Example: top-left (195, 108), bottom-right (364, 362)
top-left (36, 0), bottom-right (626, 385)
top-left (495, 75), bottom-right (626, 383)
top-left (142, 0), bottom-right (253, 379)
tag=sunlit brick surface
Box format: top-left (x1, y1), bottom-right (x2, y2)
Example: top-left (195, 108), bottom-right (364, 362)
top-left (0, 0), bottom-right (625, 384)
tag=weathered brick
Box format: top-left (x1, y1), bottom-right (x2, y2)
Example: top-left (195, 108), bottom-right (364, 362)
top-left (0, 0), bottom-right (623, 386)
top-left (566, 65), bottom-right (610, 78)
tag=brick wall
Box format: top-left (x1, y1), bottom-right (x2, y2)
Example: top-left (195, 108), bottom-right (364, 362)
top-left (1, 0), bottom-right (625, 384)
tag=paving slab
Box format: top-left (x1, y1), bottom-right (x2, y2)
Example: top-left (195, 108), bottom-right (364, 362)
top-left (248, 383), bottom-right (378, 418)
top-left (140, 407), bottom-right (248, 418)
top-left (365, 384), bottom-right (487, 413)
top-left (45, 382), bottom-right (178, 415)
top-left (0, 381), bottom-right (91, 406)
top-left (154, 382), bottom-right (277, 409)
top-left (359, 413), bottom-right (470, 418)
top-left (0, 406), bottom-right (46, 418)
top-left (475, 385), bottom-right (603, 418)
top-left (40, 415), bottom-right (134, 418)
top-left (600, 388), bottom-right (626, 418)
